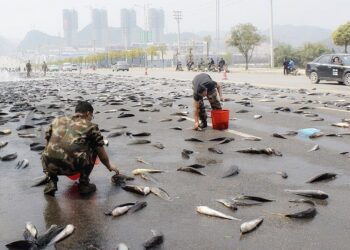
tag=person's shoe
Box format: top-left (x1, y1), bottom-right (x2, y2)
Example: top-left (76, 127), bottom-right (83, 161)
top-left (199, 121), bottom-right (208, 129)
top-left (44, 179), bottom-right (57, 196)
top-left (78, 183), bottom-right (96, 194)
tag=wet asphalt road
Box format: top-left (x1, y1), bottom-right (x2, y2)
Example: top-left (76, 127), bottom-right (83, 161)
top-left (1, 72), bottom-right (350, 250)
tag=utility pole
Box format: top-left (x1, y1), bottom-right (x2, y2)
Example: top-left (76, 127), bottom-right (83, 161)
top-left (270, 0), bottom-right (274, 68)
top-left (216, 0), bottom-right (220, 59)
top-left (173, 10), bottom-right (183, 62)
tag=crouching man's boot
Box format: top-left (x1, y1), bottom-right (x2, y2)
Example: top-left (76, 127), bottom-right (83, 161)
top-left (78, 167), bottom-right (96, 194)
top-left (199, 120), bottom-right (208, 129)
top-left (44, 175), bottom-right (58, 196)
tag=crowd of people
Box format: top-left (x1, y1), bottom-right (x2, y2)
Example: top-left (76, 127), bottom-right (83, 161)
top-left (185, 57), bottom-right (227, 72)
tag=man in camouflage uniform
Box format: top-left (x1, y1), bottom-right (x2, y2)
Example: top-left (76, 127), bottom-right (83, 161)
top-left (42, 101), bottom-right (119, 196)
top-left (192, 73), bottom-right (224, 130)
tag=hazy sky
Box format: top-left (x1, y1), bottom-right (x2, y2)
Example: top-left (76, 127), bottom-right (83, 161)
top-left (1, 0), bottom-right (350, 40)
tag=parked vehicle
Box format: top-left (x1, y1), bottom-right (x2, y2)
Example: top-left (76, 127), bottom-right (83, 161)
top-left (71, 64), bottom-right (78, 71)
top-left (48, 64), bottom-right (59, 72)
top-left (112, 61), bottom-right (129, 71)
top-left (306, 54), bottom-right (350, 85)
top-left (62, 63), bottom-right (72, 71)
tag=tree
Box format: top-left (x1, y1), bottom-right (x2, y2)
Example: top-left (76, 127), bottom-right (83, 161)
top-left (158, 44), bottom-right (167, 68)
top-left (147, 46), bottom-right (158, 64)
top-left (223, 50), bottom-right (233, 65)
top-left (226, 23), bottom-right (263, 70)
top-left (333, 22), bottom-right (350, 53)
top-left (274, 44), bottom-right (295, 67)
top-left (295, 43), bottom-right (330, 67)
top-left (203, 35), bottom-right (212, 58)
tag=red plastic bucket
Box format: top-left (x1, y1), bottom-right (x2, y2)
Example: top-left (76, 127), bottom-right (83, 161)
top-left (67, 157), bottom-right (100, 180)
top-left (211, 109), bottom-right (229, 130)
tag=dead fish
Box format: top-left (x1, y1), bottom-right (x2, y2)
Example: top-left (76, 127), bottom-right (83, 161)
top-left (208, 147), bottom-right (223, 154)
top-left (1, 153), bottom-right (17, 161)
top-left (332, 122), bottom-right (349, 128)
top-left (236, 148), bottom-right (282, 156)
top-left (111, 125), bottom-right (127, 129)
top-left (153, 143), bottom-right (165, 149)
top-left (150, 187), bottom-right (171, 201)
top-left (140, 173), bottom-right (159, 183)
top-left (132, 168), bottom-right (164, 175)
top-left (131, 132), bottom-right (151, 137)
top-left (185, 137), bottom-right (203, 142)
top-left (31, 175), bottom-right (49, 187)
top-left (111, 173), bottom-right (134, 185)
top-left (187, 164), bottom-right (206, 169)
top-left (118, 108), bottom-right (130, 112)
top-left (170, 127), bottom-right (182, 130)
top-left (235, 195), bottom-right (274, 202)
top-left (0, 129), bottom-right (11, 135)
top-left (325, 133), bottom-right (342, 137)
top-left (284, 131), bottom-right (298, 136)
top-left (129, 201), bottom-right (148, 213)
top-left (219, 138), bottom-right (235, 144)
top-left (143, 230), bottom-right (164, 249)
top-left (308, 144), bottom-right (319, 152)
top-left (177, 117), bottom-right (187, 122)
top-left (222, 165), bottom-right (240, 178)
top-left (36, 225), bottom-right (65, 248)
top-left (118, 113), bottom-right (135, 118)
top-left (139, 108), bottom-right (150, 112)
top-left (30, 144), bottom-right (45, 151)
top-left (254, 115), bottom-right (262, 119)
top-left (104, 203), bottom-right (135, 216)
top-left (276, 171), bottom-right (288, 179)
top-left (289, 199), bottom-right (316, 206)
top-left (23, 222), bottom-right (38, 242)
top-left (216, 199), bottom-right (238, 211)
top-left (107, 131), bottom-right (125, 138)
top-left (116, 243), bottom-right (129, 250)
top-left (284, 189), bottom-right (328, 199)
top-left (236, 109), bottom-right (249, 113)
top-left (138, 120), bottom-right (148, 123)
top-left (136, 157), bottom-right (151, 165)
top-left (128, 139), bottom-right (151, 145)
top-left (240, 218), bottom-right (263, 234)
top-left (177, 167), bottom-right (206, 176)
top-left (171, 111), bottom-right (188, 116)
top-left (100, 129), bottom-right (110, 133)
top-left (5, 240), bottom-right (37, 250)
top-left (48, 224), bottom-right (75, 246)
top-left (18, 133), bottom-right (37, 138)
top-left (309, 132), bottom-right (324, 139)
top-left (0, 141), bottom-right (8, 148)
top-left (311, 118), bottom-right (324, 121)
top-left (122, 185), bottom-right (151, 195)
top-left (160, 118), bottom-right (172, 122)
top-left (182, 149), bottom-right (194, 155)
top-left (208, 137), bottom-right (227, 141)
top-left (275, 107), bottom-right (291, 112)
top-left (17, 159), bottom-right (29, 169)
top-left (274, 207), bottom-right (317, 219)
top-left (242, 136), bottom-right (261, 141)
top-left (306, 173), bottom-right (337, 183)
top-left (104, 109), bottom-right (118, 113)
top-left (16, 125), bottom-right (35, 131)
top-left (232, 199), bottom-right (263, 206)
top-left (181, 151), bottom-right (190, 159)
top-left (272, 133), bottom-right (287, 139)
top-left (196, 206), bottom-right (241, 221)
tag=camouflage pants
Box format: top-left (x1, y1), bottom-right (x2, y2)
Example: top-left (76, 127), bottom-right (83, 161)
top-left (199, 90), bottom-right (222, 123)
top-left (41, 150), bottom-right (97, 182)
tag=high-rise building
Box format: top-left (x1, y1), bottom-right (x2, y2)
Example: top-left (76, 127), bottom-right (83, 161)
top-left (148, 8), bottom-right (164, 43)
top-left (62, 9), bottom-right (78, 46)
top-left (91, 9), bottom-right (109, 47)
top-left (120, 9), bottom-right (137, 47)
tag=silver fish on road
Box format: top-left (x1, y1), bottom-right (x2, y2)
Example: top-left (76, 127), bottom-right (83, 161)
top-left (23, 222), bottom-right (38, 242)
top-left (143, 230), bottom-right (164, 249)
top-left (150, 187), bottom-right (171, 201)
top-left (116, 243), bottom-right (129, 250)
top-left (48, 224), bottom-right (75, 246)
top-left (308, 144), bottom-right (319, 152)
top-left (177, 167), bottom-right (206, 176)
top-left (284, 189), bottom-right (329, 199)
top-left (240, 218), bottom-right (263, 234)
top-left (306, 173), bottom-right (337, 183)
top-left (274, 207), bottom-right (317, 219)
top-left (216, 199), bottom-right (238, 211)
top-left (222, 165), bottom-right (240, 178)
top-left (122, 185), bottom-right (151, 195)
top-left (196, 206), bottom-right (241, 221)
top-left (104, 203), bottom-right (135, 216)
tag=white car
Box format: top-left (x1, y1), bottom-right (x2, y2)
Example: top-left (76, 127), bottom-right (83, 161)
top-left (112, 61), bottom-right (129, 71)
top-left (71, 64), bottom-right (78, 71)
top-left (48, 64), bottom-right (59, 72)
top-left (62, 63), bottom-right (72, 71)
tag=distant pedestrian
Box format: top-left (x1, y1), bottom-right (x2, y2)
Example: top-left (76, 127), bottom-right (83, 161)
top-left (42, 61), bottom-right (48, 76)
top-left (26, 60), bottom-right (32, 77)
top-left (283, 57), bottom-right (289, 75)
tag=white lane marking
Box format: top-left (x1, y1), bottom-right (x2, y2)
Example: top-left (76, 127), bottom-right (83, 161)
top-left (316, 107), bottom-right (350, 113)
top-left (184, 117), bottom-right (262, 140)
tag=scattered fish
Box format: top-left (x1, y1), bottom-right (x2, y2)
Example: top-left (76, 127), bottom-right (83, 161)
top-left (208, 147), bottom-right (223, 154)
top-left (105, 203), bottom-right (135, 217)
top-left (48, 224), bottom-right (75, 246)
top-left (186, 164), bottom-right (206, 169)
top-left (16, 159), bottom-right (29, 169)
top-left (208, 137), bottom-right (227, 141)
top-left (284, 189), bottom-right (329, 199)
top-left (23, 222), bottom-right (38, 242)
top-left (177, 167), bottom-right (206, 176)
top-left (118, 113), bottom-right (135, 118)
top-left (111, 173), bottom-right (135, 185)
top-left (36, 225), bottom-right (65, 248)
top-left (170, 127), bottom-right (182, 130)
top-left (177, 117), bottom-right (187, 122)
top-left (308, 144), bottom-right (320, 152)
top-left (17, 133), bottom-right (37, 138)
top-left (306, 173), bottom-right (337, 183)
top-left (216, 199), bottom-right (238, 211)
top-left (107, 131), bottom-right (125, 138)
top-left (128, 139), bottom-right (151, 145)
top-left (5, 240), bottom-right (37, 250)
top-left (196, 206), bottom-right (241, 221)
top-left (289, 199), bottom-right (316, 206)
top-left (332, 122), bottom-right (349, 128)
top-left (272, 133), bottom-right (287, 139)
top-left (273, 207), bottom-right (317, 219)
top-left (185, 138), bottom-right (203, 142)
top-left (236, 148), bottom-right (282, 156)
top-left (160, 118), bottom-right (172, 122)
top-left (235, 195), bottom-right (274, 202)
top-left (254, 115), bottom-right (262, 119)
top-left (122, 185), bottom-right (151, 195)
top-left (0, 141), bottom-right (8, 148)
top-left (143, 230), bottom-right (164, 249)
top-left (116, 243), bottom-right (129, 250)
top-left (138, 120), bottom-right (148, 123)
top-left (150, 187), bottom-right (171, 201)
top-left (0, 129), bottom-right (11, 135)
top-left (129, 201), bottom-right (148, 213)
top-left (309, 132), bottom-right (324, 139)
top-left (1, 153), bottom-right (17, 161)
top-left (16, 125), bottom-right (35, 131)
top-left (153, 143), bottom-right (165, 149)
top-left (132, 169), bottom-right (164, 175)
top-left (131, 132), bottom-right (151, 137)
top-left (276, 171), bottom-right (288, 179)
top-left (240, 218), bottom-right (264, 234)
top-left (219, 138), bottom-right (235, 144)
top-left (222, 165), bottom-right (240, 178)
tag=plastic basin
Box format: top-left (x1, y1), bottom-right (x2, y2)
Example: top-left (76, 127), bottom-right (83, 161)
top-left (211, 109), bottom-right (229, 130)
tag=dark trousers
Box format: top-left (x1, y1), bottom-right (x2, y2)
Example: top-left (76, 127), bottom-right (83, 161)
top-left (198, 90), bottom-right (222, 123)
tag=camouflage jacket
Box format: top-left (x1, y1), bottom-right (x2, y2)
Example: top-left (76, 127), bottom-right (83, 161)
top-left (42, 113), bottom-right (104, 163)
